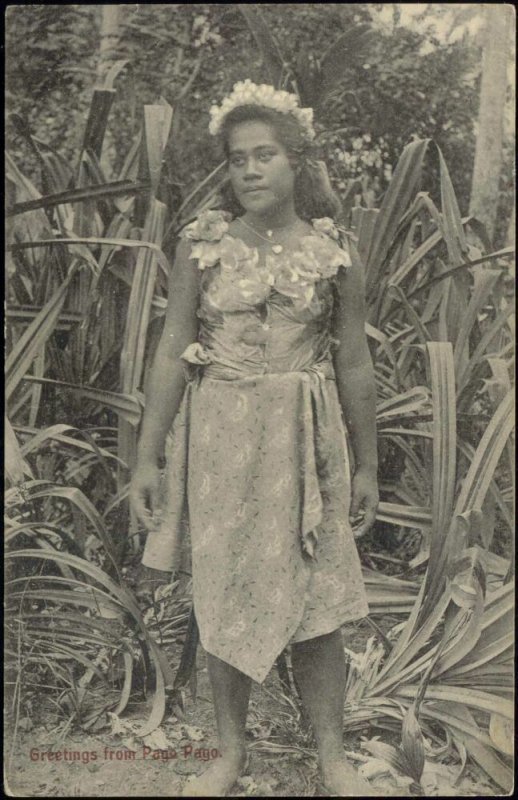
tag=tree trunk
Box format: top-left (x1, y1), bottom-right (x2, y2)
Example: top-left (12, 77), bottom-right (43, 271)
top-left (468, 6), bottom-right (510, 243)
top-left (97, 4), bottom-right (121, 83)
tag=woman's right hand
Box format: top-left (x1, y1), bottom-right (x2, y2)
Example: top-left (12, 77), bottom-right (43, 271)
top-left (130, 462), bottom-right (162, 531)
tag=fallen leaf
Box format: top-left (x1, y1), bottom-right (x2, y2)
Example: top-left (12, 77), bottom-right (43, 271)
top-left (489, 713), bottom-right (514, 756)
top-left (182, 724), bottom-right (205, 742)
top-left (107, 712), bottom-right (125, 735)
top-left (142, 727), bottom-right (176, 751)
top-left (359, 757), bottom-right (394, 780)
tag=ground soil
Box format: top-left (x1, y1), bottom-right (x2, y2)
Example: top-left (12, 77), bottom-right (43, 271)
top-left (4, 618), bottom-right (501, 798)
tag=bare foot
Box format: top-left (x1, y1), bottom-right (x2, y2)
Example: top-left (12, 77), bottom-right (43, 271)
top-left (181, 749), bottom-right (247, 797)
top-left (320, 758), bottom-right (380, 797)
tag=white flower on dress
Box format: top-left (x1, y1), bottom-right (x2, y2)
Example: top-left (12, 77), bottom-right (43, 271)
top-left (272, 428), bottom-right (290, 449)
top-left (270, 587), bottom-right (285, 606)
top-left (272, 474), bottom-right (293, 496)
top-left (200, 422), bottom-right (211, 446)
top-left (199, 473), bottom-right (212, 499)
top-left (190, 240), bottom-right (223, 269)
top-left (311, 217), bottom-right (340, 241)
top-left (186, 213), bottom-right (351, 309)
top-left (192, 523), bottom-right (216, 553)
top-left (234, 442), bottom-right (254, 467)
top-left (218, 235), bottom-right (258, 271)
top-left (233, 392), bottom-right (249, 422)
top-left (182, 209), bottom-right (230, 242)
top-left (226, 618), bottom-right (247, 639)
top-left (263, 538), bottom-right (283, 558)
top-left (224, 503), bottom-right (248, 529)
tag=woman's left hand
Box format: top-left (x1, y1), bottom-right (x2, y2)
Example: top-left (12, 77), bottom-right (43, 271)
top-left (350, 468), bottom-right (379, 540)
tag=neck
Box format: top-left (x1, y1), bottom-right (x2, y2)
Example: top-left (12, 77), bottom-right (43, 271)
top-left (244, 199), bottom-right (298, 232)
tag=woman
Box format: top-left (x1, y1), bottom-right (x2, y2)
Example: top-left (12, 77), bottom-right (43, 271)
top-left (131, 80), bottom-right (379, 797)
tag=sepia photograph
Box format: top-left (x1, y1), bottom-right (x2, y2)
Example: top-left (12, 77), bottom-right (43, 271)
top-left (5, 3), bottom-right (515, 797)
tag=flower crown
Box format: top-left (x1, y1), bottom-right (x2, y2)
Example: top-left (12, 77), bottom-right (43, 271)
top-left (208, 80), bottom-right (315, 140)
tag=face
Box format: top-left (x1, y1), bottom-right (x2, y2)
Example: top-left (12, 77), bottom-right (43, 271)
top-left (227, 121), bottom-right (296, 216)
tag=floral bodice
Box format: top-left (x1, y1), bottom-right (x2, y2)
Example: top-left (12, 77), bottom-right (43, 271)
top-left (179, 209), bottom-right (351, 380)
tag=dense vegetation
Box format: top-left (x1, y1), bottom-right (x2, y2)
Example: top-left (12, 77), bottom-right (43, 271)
top-left (5, 4), bottom-right (514, 795)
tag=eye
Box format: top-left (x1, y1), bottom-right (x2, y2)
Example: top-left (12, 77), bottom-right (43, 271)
top-left (229, 156), bottom-right (245, 167)
top-left (258, 151), bottom-right (275, 162)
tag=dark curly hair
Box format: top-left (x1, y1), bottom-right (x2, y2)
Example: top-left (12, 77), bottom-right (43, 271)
top-left (217, 104), bottom-right (342, 222)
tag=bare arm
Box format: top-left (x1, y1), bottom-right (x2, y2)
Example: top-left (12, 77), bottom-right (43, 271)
top-left (130, 238), bottom-right (200, 528)
top-left (331, 242), bottom-right (378, 537)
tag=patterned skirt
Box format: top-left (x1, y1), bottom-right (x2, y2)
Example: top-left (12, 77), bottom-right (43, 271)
top-left (142, 369), bottom-right (368, 683)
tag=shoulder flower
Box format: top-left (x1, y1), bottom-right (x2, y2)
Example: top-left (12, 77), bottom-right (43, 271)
top-left (189, 240), bottom-right (222, 269)
top-left (300, 235), bottom-right (351, 279)
top-left (311, 217), bottom-right (340, 241)
top-left (181, 209), bottom-right (231, 243)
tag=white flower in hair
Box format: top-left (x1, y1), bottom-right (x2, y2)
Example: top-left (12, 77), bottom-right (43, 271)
top-left (208, 80), bottom-right (316, 140)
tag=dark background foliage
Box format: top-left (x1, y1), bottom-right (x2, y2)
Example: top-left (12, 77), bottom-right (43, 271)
top-left (6, 3), bottom-right (513, 245)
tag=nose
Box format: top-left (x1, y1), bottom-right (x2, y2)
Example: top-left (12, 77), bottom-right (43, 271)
top-left (243, 157), bottom-right (262, 179)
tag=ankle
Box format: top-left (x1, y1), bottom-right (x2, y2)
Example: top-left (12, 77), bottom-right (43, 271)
top-left (218, 742), bottom-right (247, 762)
top-left (319, 748), bottom-right (350, 773)
top-left (318, 750), bottom-right (355, 782)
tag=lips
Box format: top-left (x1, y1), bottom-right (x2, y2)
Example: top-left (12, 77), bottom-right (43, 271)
top-left (243, 187), bottom-right (267, 193)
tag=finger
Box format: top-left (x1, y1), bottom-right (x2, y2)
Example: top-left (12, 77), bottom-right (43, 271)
top-left (149, 484), bottom-right (160, 517)
top-left (353, 507), bottom-right (377, 540)
top-left (131, 493), bottom-right (155, 530)
top-left (349, 489), bottom-right (363, 518)
top-left (353, 523), bottom-right (368, 540)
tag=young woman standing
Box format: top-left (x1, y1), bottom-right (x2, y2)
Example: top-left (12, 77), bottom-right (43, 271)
top-left (131, 81), bottom-right (379, 797)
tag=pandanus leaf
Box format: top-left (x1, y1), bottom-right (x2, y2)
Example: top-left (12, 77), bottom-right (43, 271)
top-left (361, 138), bottom-right (431, 298)
top-left (453, 267), bottom-right (502, 375)
top-left (21, 377), bottom-right (142, 428)
top-left (362, 739), bottom-right (414, 782)
top-left (409, 342), bottom-right (456, 624)
top-left (6, 549), bottom-right (173, 736)
top-left (421, 703), bottom-right (513, 792)
top-left (489, 713), bottom-right (514, 756)
top-left (9, 480), bottom-right (119, 573)
top-left (396, 686), bottom-right (513, 719)
top-left (401, 705), bottom-right (425, 783)
top-left (5, 416), bottom-right (34, 485)
top-left (376, 386), bottom-right (431, 421)
top-left (6, 268), bottom-right (77, 401)
top-left (437, 148), bottom-right (469, 264)
top-left (375, 502), bottom-right (431, 531)
top-left (407, 246), bottom-right (515, 302)
top-left (454, 390), bottom-right (514, 516)
top-left (6, 180), bottom-right (149, 217)
top-left (8, 236), bottom-right (171, 279)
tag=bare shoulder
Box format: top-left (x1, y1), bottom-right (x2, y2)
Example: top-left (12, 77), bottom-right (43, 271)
top-left (174, 236), bottom-right (196, 264)
top-left (164, 236), bottom-right (201, 310)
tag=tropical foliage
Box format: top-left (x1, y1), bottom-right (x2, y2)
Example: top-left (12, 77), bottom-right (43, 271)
top-left (5, 4), bottom-right (514, 795)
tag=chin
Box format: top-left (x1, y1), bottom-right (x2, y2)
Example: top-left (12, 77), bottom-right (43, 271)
top-left (241, 195), bottom-right (276, 214)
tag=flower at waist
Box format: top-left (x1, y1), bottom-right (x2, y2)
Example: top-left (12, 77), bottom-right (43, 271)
top-left (180, 342), bottom-right (213, 366)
